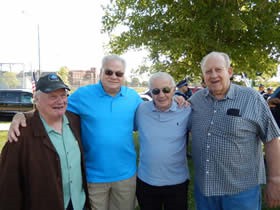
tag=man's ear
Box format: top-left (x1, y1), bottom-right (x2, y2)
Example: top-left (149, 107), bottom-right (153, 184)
top-left (228, 67), bottom-right (233, 77)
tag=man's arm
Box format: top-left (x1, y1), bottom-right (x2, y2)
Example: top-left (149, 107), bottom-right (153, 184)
top-left (264, 137), bottom-right (280, 208)
top-left (8, 112), bottom-right (27, 142)
top-left (268, 98), bottom-right (280, 108)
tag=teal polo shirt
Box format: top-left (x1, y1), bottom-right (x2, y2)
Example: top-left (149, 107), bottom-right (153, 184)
top-left (67, 81), bottom-right (143, 183)
top-left (41, 115), bottom-right (86, 209)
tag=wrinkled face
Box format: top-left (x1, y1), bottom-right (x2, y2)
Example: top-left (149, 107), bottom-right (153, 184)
top-left (151, 78), bottom-right (175, 111)
top-left (203, 55), bottom-right (233, 99)
top-left (35, 89), bottom-right (68, 120)
top-left (100, 59), bottom-right (125, 96)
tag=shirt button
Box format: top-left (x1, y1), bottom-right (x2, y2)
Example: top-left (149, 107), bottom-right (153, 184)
top-left (206, 171), bottom-right (209, 174)
top-left (206, 159), bottom-right (209, 162)
top-left (214, 110), bottom-right (217, 113)
top-left (210, 121), bottom-right (213, 125)
top-left (207, 145), bottom-right (210, 149)
top-left (208, 133), bottom-right (211, 136)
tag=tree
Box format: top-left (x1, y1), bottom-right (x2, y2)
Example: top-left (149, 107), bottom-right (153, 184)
top-left (141, 80), bottom-right (148, 87)
top-left (57, 66), bottom-right (70, 86)
top-left (130, 77), bottom-right (141, 87)
top-left (102, 0), bottom-right (280, 80)
top-left (130, 65), bottom-right (151, 82)
top-left (0, 72), bottom-right (20, 88)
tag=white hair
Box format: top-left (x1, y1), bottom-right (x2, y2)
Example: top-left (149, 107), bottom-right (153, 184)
top-left (148, 72), bottom-right (176, 89)
top-left (200, 51), bottom-right (231, 72)
top-left (101, 54), bottom-right (126, 70)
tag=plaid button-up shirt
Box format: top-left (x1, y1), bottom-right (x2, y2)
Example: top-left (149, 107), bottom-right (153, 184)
top-left (189, 83), bottom-right (280, 196)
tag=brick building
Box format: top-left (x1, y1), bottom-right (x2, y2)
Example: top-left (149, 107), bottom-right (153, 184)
top-left (68, 67), bottom-right (97, 90)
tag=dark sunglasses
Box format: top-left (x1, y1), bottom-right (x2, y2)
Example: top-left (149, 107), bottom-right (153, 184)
top-left (151, 87), bottom-right (172, 95)
top-left (104, 69), bottom-right (124, 77)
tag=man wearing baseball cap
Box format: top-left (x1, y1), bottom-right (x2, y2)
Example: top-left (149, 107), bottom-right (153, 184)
top-left (175, 78), bottom-right (193, 100)
top-left (0, 73), bottom-right (91, 210)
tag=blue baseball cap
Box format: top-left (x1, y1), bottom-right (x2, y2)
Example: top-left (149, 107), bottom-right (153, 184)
top-left (176, 79), bottom-right (188, 88)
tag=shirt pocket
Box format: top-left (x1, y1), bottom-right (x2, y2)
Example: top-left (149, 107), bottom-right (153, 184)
top-left (216, 115), bottom-right (255, 139)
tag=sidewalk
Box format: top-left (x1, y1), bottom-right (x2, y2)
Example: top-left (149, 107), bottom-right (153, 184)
top-left (0, 123), bottom-right (10, 131)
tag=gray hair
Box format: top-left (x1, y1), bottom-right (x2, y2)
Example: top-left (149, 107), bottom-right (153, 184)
top-left (200, 51), bottom-right (231, 72)
top-left (32, 90), bottom-right (42, 104)
top-left (101, 54), bottom-right (126, 70)
top-left (148, 72), bottom-right (176, 89)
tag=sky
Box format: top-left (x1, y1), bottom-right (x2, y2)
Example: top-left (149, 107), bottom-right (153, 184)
top-left (0, 0), bottom-right (147, 77)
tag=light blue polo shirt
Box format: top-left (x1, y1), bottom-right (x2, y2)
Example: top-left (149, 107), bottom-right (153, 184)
top-left (135, 100), bottom-right (191, 186)
top-left (67, 81), bottom-right (142, 183)
top-left (41, 115), bottom-right (86, 209)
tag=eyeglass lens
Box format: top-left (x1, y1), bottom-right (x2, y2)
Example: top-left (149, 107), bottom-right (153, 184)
top-left (151, 87), bottom-right (171, 95)
top-left (104, 69), bottom-right (124, 77)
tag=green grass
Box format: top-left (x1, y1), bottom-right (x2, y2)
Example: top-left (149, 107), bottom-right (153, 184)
top-left (0, 131), bottom-right (8, 153)
top-left (0, 131), bottom-right (275, 209)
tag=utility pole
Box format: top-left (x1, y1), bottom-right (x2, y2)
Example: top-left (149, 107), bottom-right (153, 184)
top-left (37, 24), bottom-right (41, 76)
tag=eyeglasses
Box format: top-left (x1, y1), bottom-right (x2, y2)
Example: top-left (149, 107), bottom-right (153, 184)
top-left (151, 87), bottom-right (172, 95)
top-left (104, 69), bottom-right (124, 77)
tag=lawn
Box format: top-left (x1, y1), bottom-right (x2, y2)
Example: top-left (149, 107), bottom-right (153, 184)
top-left (0, 131), bottom-right (7, 152)
top-left (0, 131), bottom-right (276, 209)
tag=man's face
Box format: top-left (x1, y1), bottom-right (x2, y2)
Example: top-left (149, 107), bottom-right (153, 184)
top-left (259, 86), bottom-right (264, 91)
top-left (203, 55), bottom-right (233, 99)
top-left (180, 85), bottom-right (189, 93)
top-left (36, 89), bottom-right (68, 120)
top-left (151, 78), bottom-right (175, 111)
top-left (100, 59), bottom-right (125, 96)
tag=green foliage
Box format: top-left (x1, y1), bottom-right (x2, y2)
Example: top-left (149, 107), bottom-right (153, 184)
top-left (141, 80), bottom-right (148, 87)
top-left (102, 0), bottom-right (280, 80)
top-left (130, 77), bottom-right (141, 87)
top-left (0, 72), bottom-right (20, 88)
top-left (57, 66), bottom-right (70, 86)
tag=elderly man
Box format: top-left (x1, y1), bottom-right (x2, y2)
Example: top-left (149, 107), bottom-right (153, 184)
top-left (8, 55), bottom-right (143, 210)
top-left (189, 51), bottom-right (280, 209)
top-left (0, 73), bottom-right (90, 210)
top-left (135, 72), bottom-right (191, 210)
top-left (66, 55), bottom-right (142, 210)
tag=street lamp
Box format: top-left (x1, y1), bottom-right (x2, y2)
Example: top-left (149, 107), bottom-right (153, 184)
top-left (22, 10), bottom-right (41, 77)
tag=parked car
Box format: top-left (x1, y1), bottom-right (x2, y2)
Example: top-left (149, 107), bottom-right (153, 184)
top-left (0, 89), bottom-right (34, 117)
top-left (139, 89), bottom-right (152, 101)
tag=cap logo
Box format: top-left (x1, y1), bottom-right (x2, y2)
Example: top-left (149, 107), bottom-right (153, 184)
top-left (48, 74), bottom-right (60, 81)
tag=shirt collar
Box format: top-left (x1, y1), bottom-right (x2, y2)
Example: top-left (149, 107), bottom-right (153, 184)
top-left (40, 114), bottom-right (68, 134)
